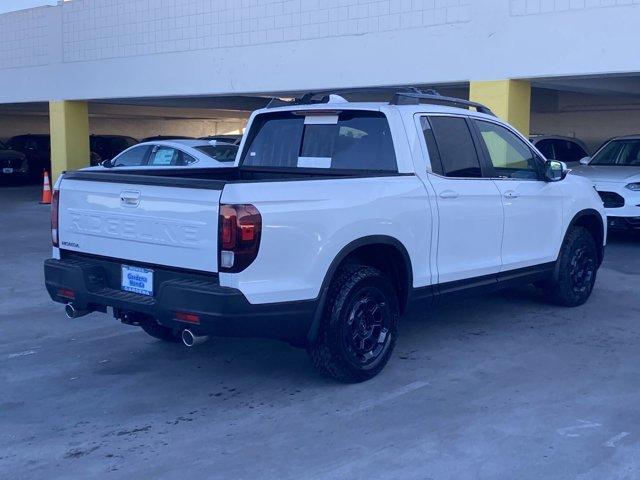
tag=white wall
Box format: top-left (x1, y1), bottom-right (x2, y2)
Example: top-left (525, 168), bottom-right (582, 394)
top-left (1, 0), bottom-right (639, 103)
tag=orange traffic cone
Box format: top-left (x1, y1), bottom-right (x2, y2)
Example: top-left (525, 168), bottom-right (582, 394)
top-left (40, 170), bottom-right (52, 204)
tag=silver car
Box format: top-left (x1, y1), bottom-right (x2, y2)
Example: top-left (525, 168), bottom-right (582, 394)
top-left (85, 139), bottom-right (238, 171)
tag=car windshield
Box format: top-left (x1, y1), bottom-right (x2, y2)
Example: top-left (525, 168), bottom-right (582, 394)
top-left (590, 139), bottom-right (640, 166)
top-left (196, 144), bottom-right (238, 162)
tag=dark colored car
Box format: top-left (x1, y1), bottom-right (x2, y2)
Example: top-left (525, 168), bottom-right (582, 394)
top-left (530, 135), bottom-right (590, 167)
top-left (0, 139), bottom-right (29, 180)
top-left (89, 135), bottom-right (138, 166)
top-left (140, 135), bottom-right (195, 143)
top-left (199, 135), bottom-right (242, 145)
top-left (5, 134), bottom-right (51, 179)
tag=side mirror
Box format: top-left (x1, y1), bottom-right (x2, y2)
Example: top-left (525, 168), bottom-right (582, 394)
top-left (100, 159), bottom-right (113, 168)
top-left (579, 156), bottom-right (591, 166)
top-left (545, 160), bottom-right (568, 182)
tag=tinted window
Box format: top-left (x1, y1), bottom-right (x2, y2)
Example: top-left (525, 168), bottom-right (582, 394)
top-left (424, 116), bottom-right (482, 178)
top-left (24, 136), bottom-right (50, 152)
top-left (535, 139), bottom-right (555, 159)
top-left (112, 145), bottom-right (150, 167)
top-left (241, 111), bottom-right (397, 171)
top-left (476, 121), bottom-right (540, 180)
top-left (557, 140), bottom-right (588, 163)
top-left (6, 137), bottom-right (26, 150)
top-left (591, 140), bottom-right (640, 166)
top-left (196, 144), bottom-right (238, 162)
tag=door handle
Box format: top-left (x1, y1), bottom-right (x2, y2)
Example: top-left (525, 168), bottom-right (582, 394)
top-left (439, 190), bottom-right (459, 199)
top-left (120, 190), bottom-right (141, 207)
top-left (503, 191), bottom-right (519, 199)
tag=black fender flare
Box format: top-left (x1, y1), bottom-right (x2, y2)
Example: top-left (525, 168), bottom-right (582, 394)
top-left (566, 209), bottom-right (605, 262)
top-left (306, 235), bottom-right (413, 344)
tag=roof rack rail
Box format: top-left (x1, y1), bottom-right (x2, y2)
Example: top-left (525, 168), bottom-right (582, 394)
top-left (265, 87), bottom-right (422, 109)
top-left (390, 91), bottom-right (495, 116)
top-left (265, 87), bottom-right (495, 116)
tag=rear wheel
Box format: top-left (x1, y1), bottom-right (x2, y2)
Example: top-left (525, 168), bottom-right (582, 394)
top-left (309, 265), bottom-right (399, 383)
top-left (542, 226), bottom-right (598, 307)
top-left (139, 316), bottom-right (180, 342)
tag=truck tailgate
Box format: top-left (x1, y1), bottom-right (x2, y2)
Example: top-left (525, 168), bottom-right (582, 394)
top-left (58, 178), bottom-right (221, 272)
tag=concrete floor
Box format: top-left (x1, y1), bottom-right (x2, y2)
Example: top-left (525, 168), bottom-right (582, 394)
top-left (1, 185), bottom-right (639, 480)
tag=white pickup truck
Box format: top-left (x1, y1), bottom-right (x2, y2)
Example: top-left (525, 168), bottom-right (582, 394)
top-left (45, 91), bottom-right (606, 382)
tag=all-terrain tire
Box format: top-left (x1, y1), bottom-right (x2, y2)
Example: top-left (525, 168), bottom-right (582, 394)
top-left (542, 226), bottom-right (598, 307)
top-left (309, 265), bottom-right (399, 383)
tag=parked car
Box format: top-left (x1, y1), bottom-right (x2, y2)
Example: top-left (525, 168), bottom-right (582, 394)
top-left (530, 135), bottom-right (590, 167)
top-left (45, 91), bottom-right (606, 382)
top-left (89, 135), bottom-right (138, 166)
top-left (571, 135), bottom-right (640, 230)
top-left (0, 139), bottom-right (30, 180)
top-left (139, 135), bottom-right (195, 142)
top-left (87, 139), bottom-right (238, 170)
top-left (6, 134), bottom-right (51, 179)
top-left (199, 134), bottom-right (242, 145)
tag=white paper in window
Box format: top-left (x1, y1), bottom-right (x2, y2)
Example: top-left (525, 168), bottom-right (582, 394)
top-left (297, 157), bottom-right (332, 168)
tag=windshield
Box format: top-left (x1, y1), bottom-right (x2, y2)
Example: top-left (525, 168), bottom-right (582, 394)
top-left (196, 144), bottom-right (238, 162)
top-left (590, 140), bottom-right (640, 166)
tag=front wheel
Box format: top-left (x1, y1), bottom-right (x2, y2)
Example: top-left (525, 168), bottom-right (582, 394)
top-left (542, 226), bottom-right (598, 307)
top-left (309, 265), bottom-right (399, 383)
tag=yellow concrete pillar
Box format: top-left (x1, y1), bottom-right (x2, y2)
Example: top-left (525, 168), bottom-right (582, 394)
top-left (469, 80), bottom-right (531, 136)
top-left (49, 101), bottom-right (90, 182)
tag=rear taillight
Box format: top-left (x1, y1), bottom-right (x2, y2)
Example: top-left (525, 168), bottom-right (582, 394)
top-left (51, 189), bottom-right (60, 247)
top-left (218, 204), bottom-right (262, 273)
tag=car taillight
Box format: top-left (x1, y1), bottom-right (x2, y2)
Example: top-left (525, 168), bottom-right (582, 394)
top-left (51, 189), bottom-right (60, 247)
top-left (218, 204), bottom-right (262, 273)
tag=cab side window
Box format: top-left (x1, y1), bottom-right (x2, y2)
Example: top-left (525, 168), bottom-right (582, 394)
top-left (421, 116), bottom-right (483, 178)
top-left (475, 120), bottom-right (541, 180)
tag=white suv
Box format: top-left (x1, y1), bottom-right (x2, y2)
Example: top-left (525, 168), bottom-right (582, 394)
top-left (45, 90), bottom-right (607, 382)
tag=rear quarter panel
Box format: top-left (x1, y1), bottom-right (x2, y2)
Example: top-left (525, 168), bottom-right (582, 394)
top-left (219, 176), bottom-right (432, 304)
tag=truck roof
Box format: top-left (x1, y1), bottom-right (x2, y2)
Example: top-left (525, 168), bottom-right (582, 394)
top-left (252, 100), bottom-right (498, 122)
top-left (253, 90), bottom-right (497, 121)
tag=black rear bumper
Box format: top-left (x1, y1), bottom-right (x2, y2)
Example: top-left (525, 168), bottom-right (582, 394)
top-left (44, 255), bottom-right (316, 344)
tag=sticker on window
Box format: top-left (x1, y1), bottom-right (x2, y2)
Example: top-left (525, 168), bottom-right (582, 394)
top-left (304, 114), bottom-right (339, 125)
top-left (297, 157), bottom-right (331, 168)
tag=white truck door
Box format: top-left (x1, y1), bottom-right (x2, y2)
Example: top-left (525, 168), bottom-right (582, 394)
top-left (416, 115), bottom-right (504, 284)
top-left (472, 119), bottom-right (564, 270)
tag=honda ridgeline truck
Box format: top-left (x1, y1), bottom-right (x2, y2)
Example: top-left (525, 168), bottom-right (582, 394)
top-left (45, 91), bottom-right (607, 382)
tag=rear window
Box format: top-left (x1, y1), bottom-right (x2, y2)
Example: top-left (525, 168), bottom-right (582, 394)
top-left (196, 144), bottom-right (238, 162)
top-left (241, 111), bottom-right (397, 172)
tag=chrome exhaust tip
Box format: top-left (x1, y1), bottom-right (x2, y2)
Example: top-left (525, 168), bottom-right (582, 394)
top-left (65, 303), bottom-right (91, 319)
top-left (181, 329), bottom-right (210, 347)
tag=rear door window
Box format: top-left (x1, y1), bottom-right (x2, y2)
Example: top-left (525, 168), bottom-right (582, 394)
top-left (148, 146), bottom-right (196, 166)
top-left (241, 111), bottom-right (397, 172)
top-left (422, 116), bottom-right (483, 178)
